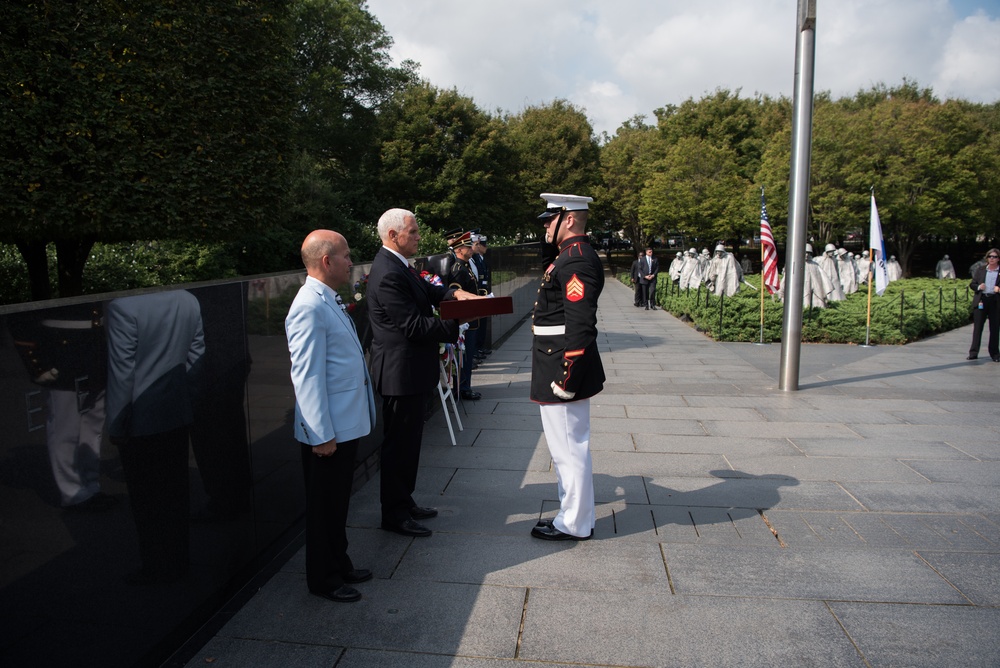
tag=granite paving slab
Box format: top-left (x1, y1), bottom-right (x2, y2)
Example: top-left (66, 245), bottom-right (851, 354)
top-left (915, 550), bottom-right (1000, 605)
top-left (183, 638), bottom-right (345, 668)
top-left (786, 437), bottom-right (971, 459)
top-left (903, 460), bottom-right (1000, 484)
top-left (391, 532), bottom-right (669, 592)
top-left (841, 481), bottom-right (1000, 513)
top-left (724, 455), bottom-right (928, 483)
top-left (633, 433), bottom-right (799, 456)
top-left (663, 544), bottom-right (971, 603)
top-left (520, 589), bottom-right (865, 667)
top-left (418, 444), bottom-right (551, 472)
top-left (644, 475), bottom-right (858, 511)
top-left (336, 649), bottom-right (587, 668)
top-left (217, 574), bottom-right (524, 658)
top-left (829, 603), bottom-right (1000, 668)
top-left (702, 420), bottom-right (859, 438)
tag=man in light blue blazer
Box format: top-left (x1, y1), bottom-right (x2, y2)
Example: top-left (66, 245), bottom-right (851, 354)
top-left (286, 230), bottom-right (377, 603)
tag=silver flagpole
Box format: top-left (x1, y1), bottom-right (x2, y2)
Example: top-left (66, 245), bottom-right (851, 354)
top-left (778, 0), bottom-right (817, 392)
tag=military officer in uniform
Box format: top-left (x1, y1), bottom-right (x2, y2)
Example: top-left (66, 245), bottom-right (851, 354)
top-left (530, 193), bottom-right (605, 541)
top-left (446, 230), bottom-right (482, 400)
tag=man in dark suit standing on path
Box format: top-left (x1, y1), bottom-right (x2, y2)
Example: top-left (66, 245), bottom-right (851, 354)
top-left (630, 255), bottom-right (643, 307)
top-left (367, 209), bottom-right (479, 537)
top-left (639, 247), bottom-right (659, 309)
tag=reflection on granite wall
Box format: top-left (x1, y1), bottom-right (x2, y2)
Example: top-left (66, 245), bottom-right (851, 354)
top-left (0, 243), bottom-right (542, 667)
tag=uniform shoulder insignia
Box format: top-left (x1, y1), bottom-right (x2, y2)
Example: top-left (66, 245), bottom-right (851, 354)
top-left (566, 274), bottom-right (585, 302)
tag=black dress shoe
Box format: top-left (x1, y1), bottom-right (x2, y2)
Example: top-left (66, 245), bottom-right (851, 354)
top-left (966, 354), bottom-right (978, 360)
top-left (311, 585), bottom-right (361, 603)
top-left (992, 356), bottom-right (1000, 362)
top-left (535, 518), bottom-right (554, 528)
top-left (344, 568), bottom-right (372, 584)
top-left (460, 390), bottom-right (482, 401)
top-left (530, 524), bottom-right (592, 541)
top-left (409, 506), bottom-right (438, 520)
top-left (381, 518), bottom-right (432, 537)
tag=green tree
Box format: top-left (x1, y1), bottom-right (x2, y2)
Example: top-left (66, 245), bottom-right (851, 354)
top-left (284, 0), bottom-right (417, 243)
top-left (1, 0), bottom-right (295, 299)
top-left (506, 100), bottom-right (602, 233)
top-left (852, 93), bottom-right (984, 274)
top-left (376, 82), bottom-right (519, 234)
top-left (640, 136), bottom-right (745, 247)
top-left (595, 116), bottom-right (662, 252)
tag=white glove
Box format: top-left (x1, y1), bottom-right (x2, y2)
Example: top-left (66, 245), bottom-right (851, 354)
top-left (551, 381), bottom-right (575, 400)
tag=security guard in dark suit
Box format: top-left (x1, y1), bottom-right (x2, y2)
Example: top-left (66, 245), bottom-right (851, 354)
top-left (471, 233), bottom-right (492, 358)
top-left (446, 230), bottom-right (482, 400)
top-left (529, 193), bottom-right (605, 541)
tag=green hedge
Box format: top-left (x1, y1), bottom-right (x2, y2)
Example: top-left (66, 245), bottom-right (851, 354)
top-left (619, 273), bottom-right (974, 345)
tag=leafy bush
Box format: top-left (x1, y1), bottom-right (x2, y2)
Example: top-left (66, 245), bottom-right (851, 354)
top-left (619, 273), bottom-right (974, 344)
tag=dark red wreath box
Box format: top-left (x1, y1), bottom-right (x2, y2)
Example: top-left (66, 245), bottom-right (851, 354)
top-left (438, 296), bottom-right (513, 320)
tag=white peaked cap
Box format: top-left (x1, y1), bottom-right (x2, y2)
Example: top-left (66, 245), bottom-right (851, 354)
top-left (539, 193), bottom-right (593, 211)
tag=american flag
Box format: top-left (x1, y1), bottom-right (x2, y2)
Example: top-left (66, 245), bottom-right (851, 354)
top-left (759, 190), bottom-right (780, 294)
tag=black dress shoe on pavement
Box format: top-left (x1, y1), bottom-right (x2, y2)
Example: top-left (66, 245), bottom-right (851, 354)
top-left (535, 518), bottom-right (554, 528)
top-left (344, 568), bottom-right (373, 584)
top-left (460, 390), bottom-right (482, 401)
top-left (381, 518), bottom-right (432, 537)
top-left (966, 354), bottom-right (978, 360)
top-left (311, 585), bottom-right (362, 603)
top-left (409, 506), bottom-right (438, 520)
top-left (993, 356), bottom-right (1000, 362)
top-left (530, 524), bottom-right (592, 541)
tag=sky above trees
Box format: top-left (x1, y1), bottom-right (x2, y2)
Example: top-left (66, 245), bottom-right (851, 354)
top-left (364, 0), bottom-right (1000, 136)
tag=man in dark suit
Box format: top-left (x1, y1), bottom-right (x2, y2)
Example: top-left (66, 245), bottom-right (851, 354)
top-left (286, 230), bottom-right (377, 603)
top-left (367, 209), bottom-right (479, 537)
top-left (471, 234), bottom-right (492, 358)
top-left (445, 230), bottom-right (481, 401)
top-left (105, 290), bottom-right (205, 585)
top-left (638, 247), bottom-right (659, 309)
top-left (629, 256), bottom-right (642, 307)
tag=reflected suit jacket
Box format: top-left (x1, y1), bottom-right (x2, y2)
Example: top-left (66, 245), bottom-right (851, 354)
top-left (367, 247), bottom-right (459, 396)
top-left (105, 290), bottom-right (205, 440)
top-left (286, 276), bottom-right (376, 445)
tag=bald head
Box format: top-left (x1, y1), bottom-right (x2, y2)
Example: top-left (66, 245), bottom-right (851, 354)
top-left (301, 230), bottom-right (352, 289)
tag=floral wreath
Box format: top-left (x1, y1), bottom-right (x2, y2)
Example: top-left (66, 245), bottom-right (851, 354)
top-left (420, 269), bottom-right (466, 380)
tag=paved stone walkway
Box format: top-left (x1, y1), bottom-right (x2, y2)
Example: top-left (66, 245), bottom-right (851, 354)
top-left (184, 278), bottom-right (1000, 668)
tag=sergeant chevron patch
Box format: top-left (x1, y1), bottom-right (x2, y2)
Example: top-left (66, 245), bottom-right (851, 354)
top-left (566, 274), bottom-right (584, 302)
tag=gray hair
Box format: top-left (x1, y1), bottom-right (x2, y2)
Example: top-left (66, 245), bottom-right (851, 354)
top-left (377, 208), bottom-right (415, 242)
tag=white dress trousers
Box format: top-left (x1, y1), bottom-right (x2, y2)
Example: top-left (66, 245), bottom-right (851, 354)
top-left (539, 399), bottom-right (594, 537)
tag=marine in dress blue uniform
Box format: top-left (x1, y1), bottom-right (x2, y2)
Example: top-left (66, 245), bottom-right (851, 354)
top-left (529, 193), bottom-right (605, 541)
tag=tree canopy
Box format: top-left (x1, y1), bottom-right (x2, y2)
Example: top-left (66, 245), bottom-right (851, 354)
top-left (1, 0), bottom-right (997, 304)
